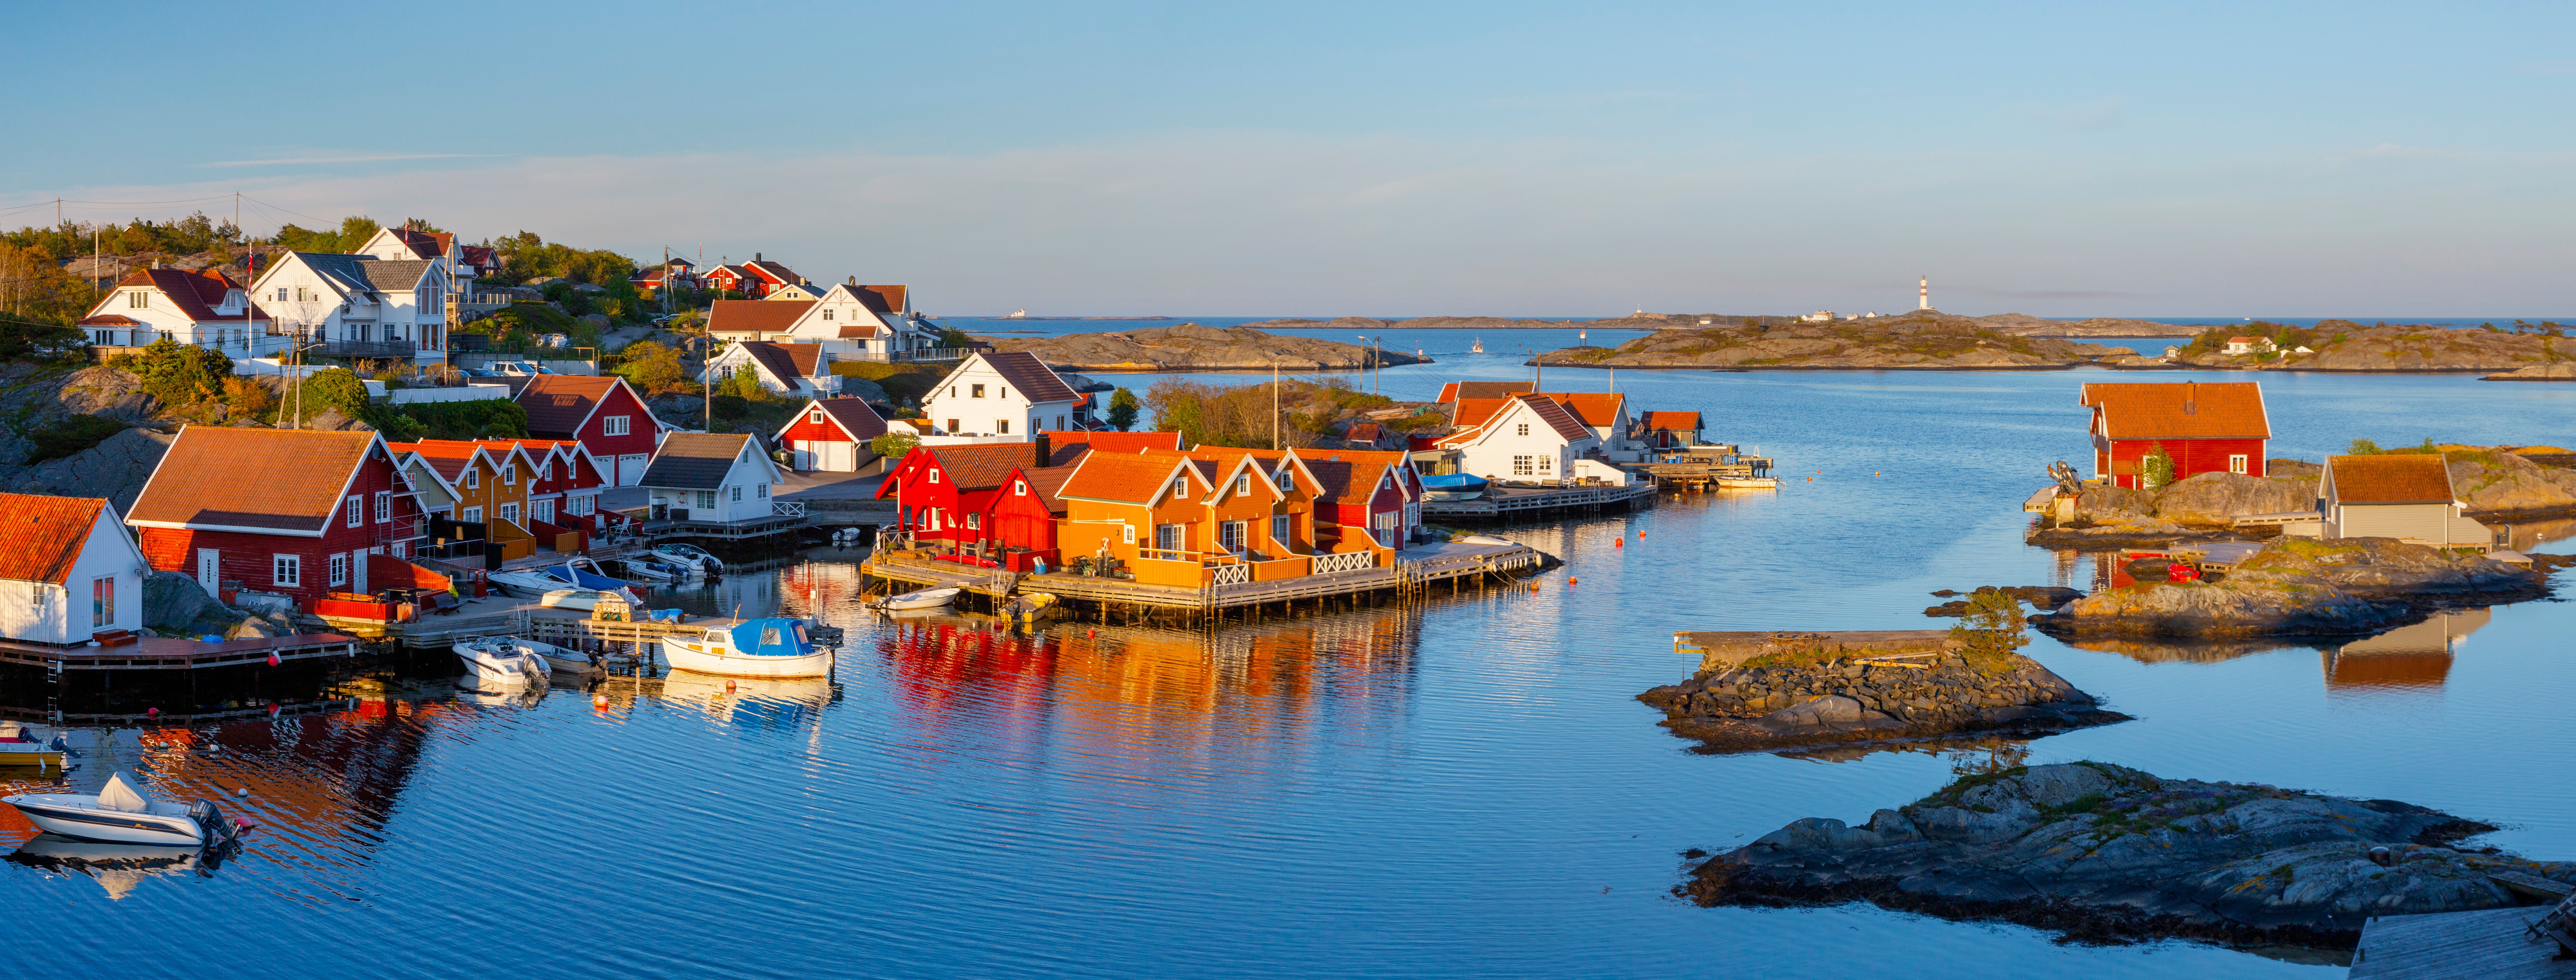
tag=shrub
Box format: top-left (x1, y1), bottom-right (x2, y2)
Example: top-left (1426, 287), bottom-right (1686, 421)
top-left (113, 337), bottom-right (234, 407)
top-left (2347, 439), bottom-right (2382, 455)
top-left (25, 415), bottom-right (131, 464)
top-left (370, 399), bottom-right (528, 441)
top-left (1949, 591), bottom-right (2029, 671)
top-left (2141, 444), bottom-right (2175, 490)
top-left (869, 430), bottom-right (919, 459)
top-left (614, 340), bottom-right (688, 395)
top-left (222, 376), bottom-right (275, 418)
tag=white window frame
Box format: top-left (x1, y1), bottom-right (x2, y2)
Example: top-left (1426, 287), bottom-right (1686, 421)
top-left (602, 415), bottom-right (631, 436)
top-left (92, 575), bottom-right (114, 628)
top-left (462, 505), bottom-right (483, 524)
top-left (730, 485), bottom-right (743, 502)
top-left (928, 469), bottom-right (941, 484)
top-left (1517, 423), bottom-right (1529, 436)
top-left (996, 419), bottom-right (1010, 434)
top-left (697, 490), bottom-right (716, 509)
top-left (1155, 523), bottom-right (1183, 552)
top-left (466, 468), bottom-right (479, 490)
top-left (500, 502), bottom-right (519, 524)
top-left (1121, 524), bottom-right (1136, 544)
top-left (965, 512), bottom-right (981, 531)
top-left (1513, 455), bottom-right (1534, 476)
top-left (273, 554), bottom-right (301, 587)
top-left (1234, 474), bottom-right (1250, 495)
top-left (1014, 480), bottom-right (1028, 496)
top-left (535, 499), bottom-right (555, 524)
top-left (503, 462), bottom-right (516, 485)
top-left (345, 496), bottom-right (363, 528)
top-left (1272, 514), bottom-right (1290, 546)
top-left (329, 552), bottom-right (348, 587)
top-left (1220, 520), bottom-right (1245, 553)
top-left (374, 491), bottom-right (391, 524)
top-left (2228, 454), bottom-right (2249, 474)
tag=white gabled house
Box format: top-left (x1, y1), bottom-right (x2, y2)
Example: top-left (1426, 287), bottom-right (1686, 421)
top-left (703, 340), bottom-right (841, 399)
top-left (76, 267), bottom-right (277, 361)
top-left (0, 493), bottom-right (148, 644)
top-left (776, 397), bottom-right (890, 472)
top-left (641, 433), bottom-right (788, 524)
top-left (1439, 394), bottom-right (1603, 485)
top-left (919, 351), bottom-right (1085, 438)
top-left (775, 280), bottom-right (943, 359)
top-left (247, 251), bottom-right (453, 364)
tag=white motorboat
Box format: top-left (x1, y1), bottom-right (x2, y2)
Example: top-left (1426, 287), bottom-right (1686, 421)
top-left (464, 636), bottom-right (597, 677)
top-left (2, 771), bottom-right (238, 847)
top-left (616, 557), bottom-right (687, 583)
top-left (651, 544), bottom-right (724, 577)
top-left (487, 570), bottom-right (568, 599)
top-left (538, 589), bottom-right (636, 612)
top-left (658, 617), bottom-right (834, 678)
top-left (490, 558), bottom-right (642, 604)
top-left (454, 637), bottom-right (552, 686)
top-left (872, 586), bottom-right (960, 612)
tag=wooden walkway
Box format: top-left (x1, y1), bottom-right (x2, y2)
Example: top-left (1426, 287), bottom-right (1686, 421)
top-left (862, 540), bottom-right (1545, 612)
top-left (0, 634), bottom-right (358, 672)
top-left (2351, 905), bottom-right (2576, 979)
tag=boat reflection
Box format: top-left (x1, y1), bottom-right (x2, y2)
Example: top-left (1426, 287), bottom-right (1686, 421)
top-left (7, 834), bottom-right (234, 899)
top-left (650, 669), bottom-right (837, 731)
top-left (877, 609), bottom-right (1420, 763)
top-left (2321, 608), bottom-right (2489, 691)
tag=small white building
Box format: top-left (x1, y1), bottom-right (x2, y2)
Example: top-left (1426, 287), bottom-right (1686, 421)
top-left (776, 281), bottom-right (943, 359)
top-left (1802, 311), bottom-right (1836, 323)
top-left (1438, 394), bottom-right (1603, 485)
top-left (2224, 336), bottom-right (2277, 355)
top-left (776, 397), bottom-right (890, 472)
top-left (76, 267), bottom-right (276, 360)
top-left (919, 351), bottom-right (1085, 438)
top-left (703, 340), bottom-right (841, 399)
top-left (642, 432), bottom-right (787, 524)
top-left (248, 251), bottom-right (453, 363)
top-left (2319, 453), bottom-right (2493, 547)
top-left (0, 493), bottom-right (148, 644)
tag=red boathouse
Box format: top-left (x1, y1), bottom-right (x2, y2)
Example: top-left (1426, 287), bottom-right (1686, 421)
top-left (2079, 382), bottom-right (2270, 489)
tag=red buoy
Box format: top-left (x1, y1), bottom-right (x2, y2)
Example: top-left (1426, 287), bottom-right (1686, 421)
top-left (1614, 538), bottom-right (1624, 548)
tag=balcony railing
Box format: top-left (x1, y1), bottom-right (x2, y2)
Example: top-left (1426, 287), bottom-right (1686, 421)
top-left (1311, 551), bottom-right (1375, 574)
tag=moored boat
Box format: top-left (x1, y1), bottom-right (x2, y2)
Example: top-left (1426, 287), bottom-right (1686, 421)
top-left (2, 771), bottom-right (239, 847)
top-left (873, 586), bottom-right (960, 612)
top-left (453, 637), bottom-right (553, 685)
top-left (1421, 473), bottom-right (1489, 501)
top-left (1718, 476), bottom-right (1782, 489)
top-left (0, 721), bottom-right (67, 771)
top-left (658, 617), bottom-right (835, 678)
top-left (616, 557), bottom-right (688, 583)
top-left (650, 544), bottom-right (724, 577)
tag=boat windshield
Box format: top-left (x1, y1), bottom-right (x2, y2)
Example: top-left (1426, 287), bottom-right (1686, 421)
top-left (791, 623), bottom-right (808, 644)
top-left (760, 627), bottom-right (783, 647)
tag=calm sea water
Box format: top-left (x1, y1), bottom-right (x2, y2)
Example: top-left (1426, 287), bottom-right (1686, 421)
top-left (4, 363), bottom-right (2574, 978)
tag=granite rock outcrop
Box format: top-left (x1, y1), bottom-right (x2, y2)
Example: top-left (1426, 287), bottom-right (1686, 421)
top-left (1639, 632), bottom-right (2126, 753)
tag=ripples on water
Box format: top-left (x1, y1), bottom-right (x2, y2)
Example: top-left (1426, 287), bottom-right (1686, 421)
top-left (3, 368), bottom-right (2573, 978)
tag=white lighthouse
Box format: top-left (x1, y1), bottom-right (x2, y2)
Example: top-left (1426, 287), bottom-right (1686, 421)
top-left (1918, 275), bottom-right (1931, 311)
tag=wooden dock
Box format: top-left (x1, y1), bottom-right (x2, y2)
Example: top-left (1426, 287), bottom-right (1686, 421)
top-left (0, 634), bottom-right (358, 672)
top-left (1418, 481), bottom-right (1659, 520)
top-left (2351, 904), bottom-right (2576, 979)
top-left (862, 539), bottom-right (1546, 617)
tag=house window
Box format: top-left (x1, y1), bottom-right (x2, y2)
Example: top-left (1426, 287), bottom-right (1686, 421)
top-left (346, 496), bottom-right (363, 527)
top-left (1538, 455), bottom-right (1554, 473)
top-left (503, 462), bottom-right (515, 484)
top-left (1517, 423), bottom-right (1530, 436)
top-left (466, 468), bottom-right (479, 490)
top-left (1014, 480), bottom-right (1027, 496)
top-left (463, 506), bottom-right (482, 523)
top-left (603, 415), bottom-right (631, 437)
top-left (945, 419), bottom-right (959, 433)
top-left (1000, 387), bottom-right (1011, 400)
top-left (971, 384), bottom-right (985, 398)
top-left (810, 409), bottom-right (824, 424)
top-left (374, 491), bottom-right (390, 523)
top-left (1513, 455), bottom-right (1534, 476)
top-left (1220, 520), bottom-right (1245, 552)
top-left (329, 553), bottom-right (348, 587)
top-left (731, 486), bottom-right (743, 502)
top-left (1121, 524), bottom-right (1136, 544)
top-left (538, 461), bottom-right (551, 481)
top-left (929, 469), bottom-right (941, 483)
top-left (758, 484), bottom-right (768, 499)
top-left (966, 513), bottom-right (980, 530)
top-left (573, 495), bottom-right (592, 516)
top-left (1171, 477), bottom-right (1188, 500)
top-left (1055, 416), bottom-right (1066, 430)
top-left (500, 502), bottom-right (519, 524)
top-left (822, 309), bottom-right (833, 320)
top-left (2229, 454), bottom-right (2249, 474)
top-left (995, 419), bottom-right (1010, 434)
top-left (273, 555), bottom-right (301, 587)
top-left (92, 575), bottom-right (115, 627)
top-left (536, 499), bottom-right (555, 524)
top-left (1155, 523), bottom-right (1183, 552)
top-left (275, 287), bottom-right (289, 302)
top-left (1272, 514), bottom-right (1290, 545)
top-left (128, 291), bottom-right (149, 309)
top-left (1277, 471), bottom-right (1293, 491)
top-left (698, 490), bottom-right (716, 509)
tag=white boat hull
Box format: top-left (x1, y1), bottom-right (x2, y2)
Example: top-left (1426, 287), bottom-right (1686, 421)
top-left (3, 798), bottom-right (206, 846)
top-left (454, 640), bottom-right (551, 686)
top-left (877, 587), bottom-right (960, 611)
top-left (658, 638), bottom-right (833, 678)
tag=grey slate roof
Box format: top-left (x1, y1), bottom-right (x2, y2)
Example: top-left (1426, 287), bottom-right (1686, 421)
top-left (289, 253), bottom-right (438, 294)
top-left (642, 432), bottom-right (751, 489)
top-left (976, 350), bottom-right (1080, 405)
top-left (354, 258), bottom-right (438, 290)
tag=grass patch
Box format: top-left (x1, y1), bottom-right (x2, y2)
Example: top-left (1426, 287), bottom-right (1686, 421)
top-left (24, 415), bottom-right (133, 464)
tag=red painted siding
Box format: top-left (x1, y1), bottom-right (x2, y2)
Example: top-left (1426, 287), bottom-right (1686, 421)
top-left (779, 414), bottom-right (855, 445)
top-left (984, 470), bottom-right (1056, 553)
top-left (135, 452), bottom-right (426, 607)
top-left (2098, 436), bottom-right (2268, 490)
top-left (572, 383), bottom-right (659, 466)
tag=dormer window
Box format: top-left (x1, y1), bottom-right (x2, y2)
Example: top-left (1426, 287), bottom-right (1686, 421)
top-left (222, 289), bottom-right (244, 309)
top-left (1276, 471), bottom-right (1293, 491)
top-left (1172, 477), bottom-right (1188, 499)
top-left (1235, 474), bottom-right (1250, 495)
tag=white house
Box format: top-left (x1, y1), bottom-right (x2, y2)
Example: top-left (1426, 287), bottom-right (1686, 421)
top-left (1438, 394), bottom-right (1602, 485)
top-left (2318, 453), bottom-right (2493, 547)
top-left (919, 351), bottom-right (1085, 438)
top-left (642, 433), bottom-right (788, 524)
top-left (704, 340), bottom-right (842, 399)
top-left (768, 281), bottom-right (829, 301)
top-left (247, 251), bottom-right (452, 364)
top-left (75, 267), bottom-right (277, 361)
top-left (774, 281), bottom-right (942, 359)
top-left (0, 493), bottom-right (148, 644)
top-left (1530, 393), bottom-right (1642, 461)
top-left (2224, 336), bottom-right (2277, 355)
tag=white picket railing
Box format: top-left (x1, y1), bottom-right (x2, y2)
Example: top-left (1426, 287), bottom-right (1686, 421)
top-left (1208, 564), bottom-right (1251, 586)
top-left (1311, 551), bottom-right (1374, 574)
top-left (772, 502), bottom-right (806, 517)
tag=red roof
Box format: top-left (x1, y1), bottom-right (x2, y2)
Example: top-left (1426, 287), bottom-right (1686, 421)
top-left (128, 428), bottom-right (381, 534)
top-left (708, 300), bottom-right (814, 335)
top-left (0, 493), bottom-right (111, 586)
top-left (744, 260), bottom-right (800, 286)
top-left (515, 376), bottom-right (635, 436)
top-left (385, 440), bottom-right (487, 486)
top-left (1452, 397), bottom-right (1512, 428)
top-left (90, 268), bottom-right (267, 324)
top-left (1436, 381), bottom-right (1534, 403)
top-left (2081, 382), bottom-right (2269, 440)
top-left (1640, 411), bottom-right (1701, 431)
top-left (1060, 451), bottom-right (1201, 505)
top-left (1042, 429), bottom-right (1182, 467)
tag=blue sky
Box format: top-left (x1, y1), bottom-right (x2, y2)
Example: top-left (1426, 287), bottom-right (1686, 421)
top-left (8, 2), bottom-right (2574, 317)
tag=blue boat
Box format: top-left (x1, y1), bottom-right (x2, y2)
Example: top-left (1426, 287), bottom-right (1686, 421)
top-left (1421, 473), bottom-right (1489, 500)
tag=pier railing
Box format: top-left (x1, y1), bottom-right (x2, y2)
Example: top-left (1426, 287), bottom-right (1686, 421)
top-left (1311, 551), bottom-right (1375, 574)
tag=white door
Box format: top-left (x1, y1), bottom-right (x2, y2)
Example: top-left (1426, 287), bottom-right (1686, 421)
top-left (352, 550), bottom-right (368, 595)
top-left (196, 549), bottom-right (220, 598)
top-left (823, 442), bottom-right (855, 472)
top-left (619, 454), bottom-right (649, 486)
top-left (792, 441), bottom-right (815, 471)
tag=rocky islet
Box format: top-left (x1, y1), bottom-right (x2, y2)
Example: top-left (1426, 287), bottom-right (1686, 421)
top-left (1638, 632), bottom-right (2128, 754)
top-left (1680, 762), bottom-right (2569, 950)
top-left (990, 323), bottom-right (1433, 372)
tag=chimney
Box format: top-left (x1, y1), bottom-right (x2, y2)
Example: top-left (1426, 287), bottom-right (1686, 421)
top-left (847, 276), bottom-right (856, 285)
top-left (2183, 381), bottom-right (2196, 415)
top-left (755, 252), bottom-right (762, 262)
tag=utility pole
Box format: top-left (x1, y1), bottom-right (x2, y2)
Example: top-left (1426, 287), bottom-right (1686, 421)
top-left (1272, 361), bottom-right (1279, 450)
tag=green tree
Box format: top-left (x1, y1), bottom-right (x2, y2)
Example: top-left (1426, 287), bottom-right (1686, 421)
top-left (2348, 438), bottom-right (2382, 455)
top-left (613, 340), bottom-right (687, 394)
top-left (2140, 443), bottom-right (2175, 490)
top-left (115, 337), bottom-right (235, 406)
top-left (869, 430), bottom-right (919, 460)
top-left (1949, 591), bottom-right (2030, 666)
top-left (937, 326), bottom-right (976, 349)
top-left (1107, 386), bottom-right (1140, 431)
top-left (299, 368), bottom-right (371, 419)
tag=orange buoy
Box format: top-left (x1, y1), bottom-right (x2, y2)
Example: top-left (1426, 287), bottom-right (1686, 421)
top-left (1529, 582), bottom-right (1540, 592)
top-left (592, 693), bottom-right (609, 708)
top-left (1614, 538), bottom-right (1624, 548)
top-left (1568, 577), bottom-right (1578, 585)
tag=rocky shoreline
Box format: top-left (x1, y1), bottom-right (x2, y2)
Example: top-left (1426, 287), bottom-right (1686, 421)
top-left (990, 323), bottom-right (1432, 372)
top-left (2026, 451), bottom-right (2576, 548)
top-left (1679, 762), bottom-right (2569, 950)
top-left (2036, 537), bottom-right (2548, 638)
top-left (1638, 631), bottom-right (2127, 754)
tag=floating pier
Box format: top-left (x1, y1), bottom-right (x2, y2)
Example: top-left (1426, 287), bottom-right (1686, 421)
top-left (0, 634), bottom-right (358, 673)
top-left (2350, 895), bottom-right (2576, 979)
top-left (863, 539), bottom-right (1546, 624)
top-left (1418, 481), bottom-right (1659, 520)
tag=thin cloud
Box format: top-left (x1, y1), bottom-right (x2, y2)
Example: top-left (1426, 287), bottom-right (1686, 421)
top-left (201, 153), bottom-right (508, 168)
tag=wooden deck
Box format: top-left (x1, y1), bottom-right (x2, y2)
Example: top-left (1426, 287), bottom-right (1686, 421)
top-left (0, 634), bottom-right (358, 672)
top-left (862, 540), bottom-right (1546, 612)
top-left (383, 599), bottom-right (737, 650)
top-left (1419, 481), bottom-right (1659, 519)
top-left (2351, 906), bottom-right (2576, 979)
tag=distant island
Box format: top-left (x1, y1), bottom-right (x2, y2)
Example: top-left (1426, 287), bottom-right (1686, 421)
top-left (1238, 312), bottom-right (2196, 336)
top-left (987, 323), bottom-right (1432, 372)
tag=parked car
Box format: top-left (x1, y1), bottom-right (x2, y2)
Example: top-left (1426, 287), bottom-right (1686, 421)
top-left (486, 361), bottom-right (561, 377)
top-left (457, 367), bottom-right (500, 378)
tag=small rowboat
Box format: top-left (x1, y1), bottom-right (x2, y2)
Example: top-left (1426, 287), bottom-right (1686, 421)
top-left (0, 721), bottom-right (66, 771)
top-left (1718, 476), bottom-right (1781, 489)
top-left (874, 587), bottom-right (960, 612)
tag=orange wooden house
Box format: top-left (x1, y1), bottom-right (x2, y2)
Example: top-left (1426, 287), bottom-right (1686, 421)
top-left (387, 440), bottom-right (540, 561)
top-left (1054, 449), bottom-right (1318, 586)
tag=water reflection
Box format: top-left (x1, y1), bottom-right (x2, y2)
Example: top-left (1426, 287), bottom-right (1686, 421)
top-left (653, 670), bottom-right (837, 730)
top-left (2321, 608), bottom-right (2489, 691)
top-left (7, 835), bottom-right (235, 899)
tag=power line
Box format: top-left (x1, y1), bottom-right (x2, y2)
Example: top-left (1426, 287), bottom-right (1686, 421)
top-left (54, 195), bottom-right (239, 206)
top-left (238, 194), bottom-right (329, 224)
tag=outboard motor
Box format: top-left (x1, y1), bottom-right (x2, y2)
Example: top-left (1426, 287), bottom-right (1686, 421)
top-left (189, 799), bottom-right (239, 845)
